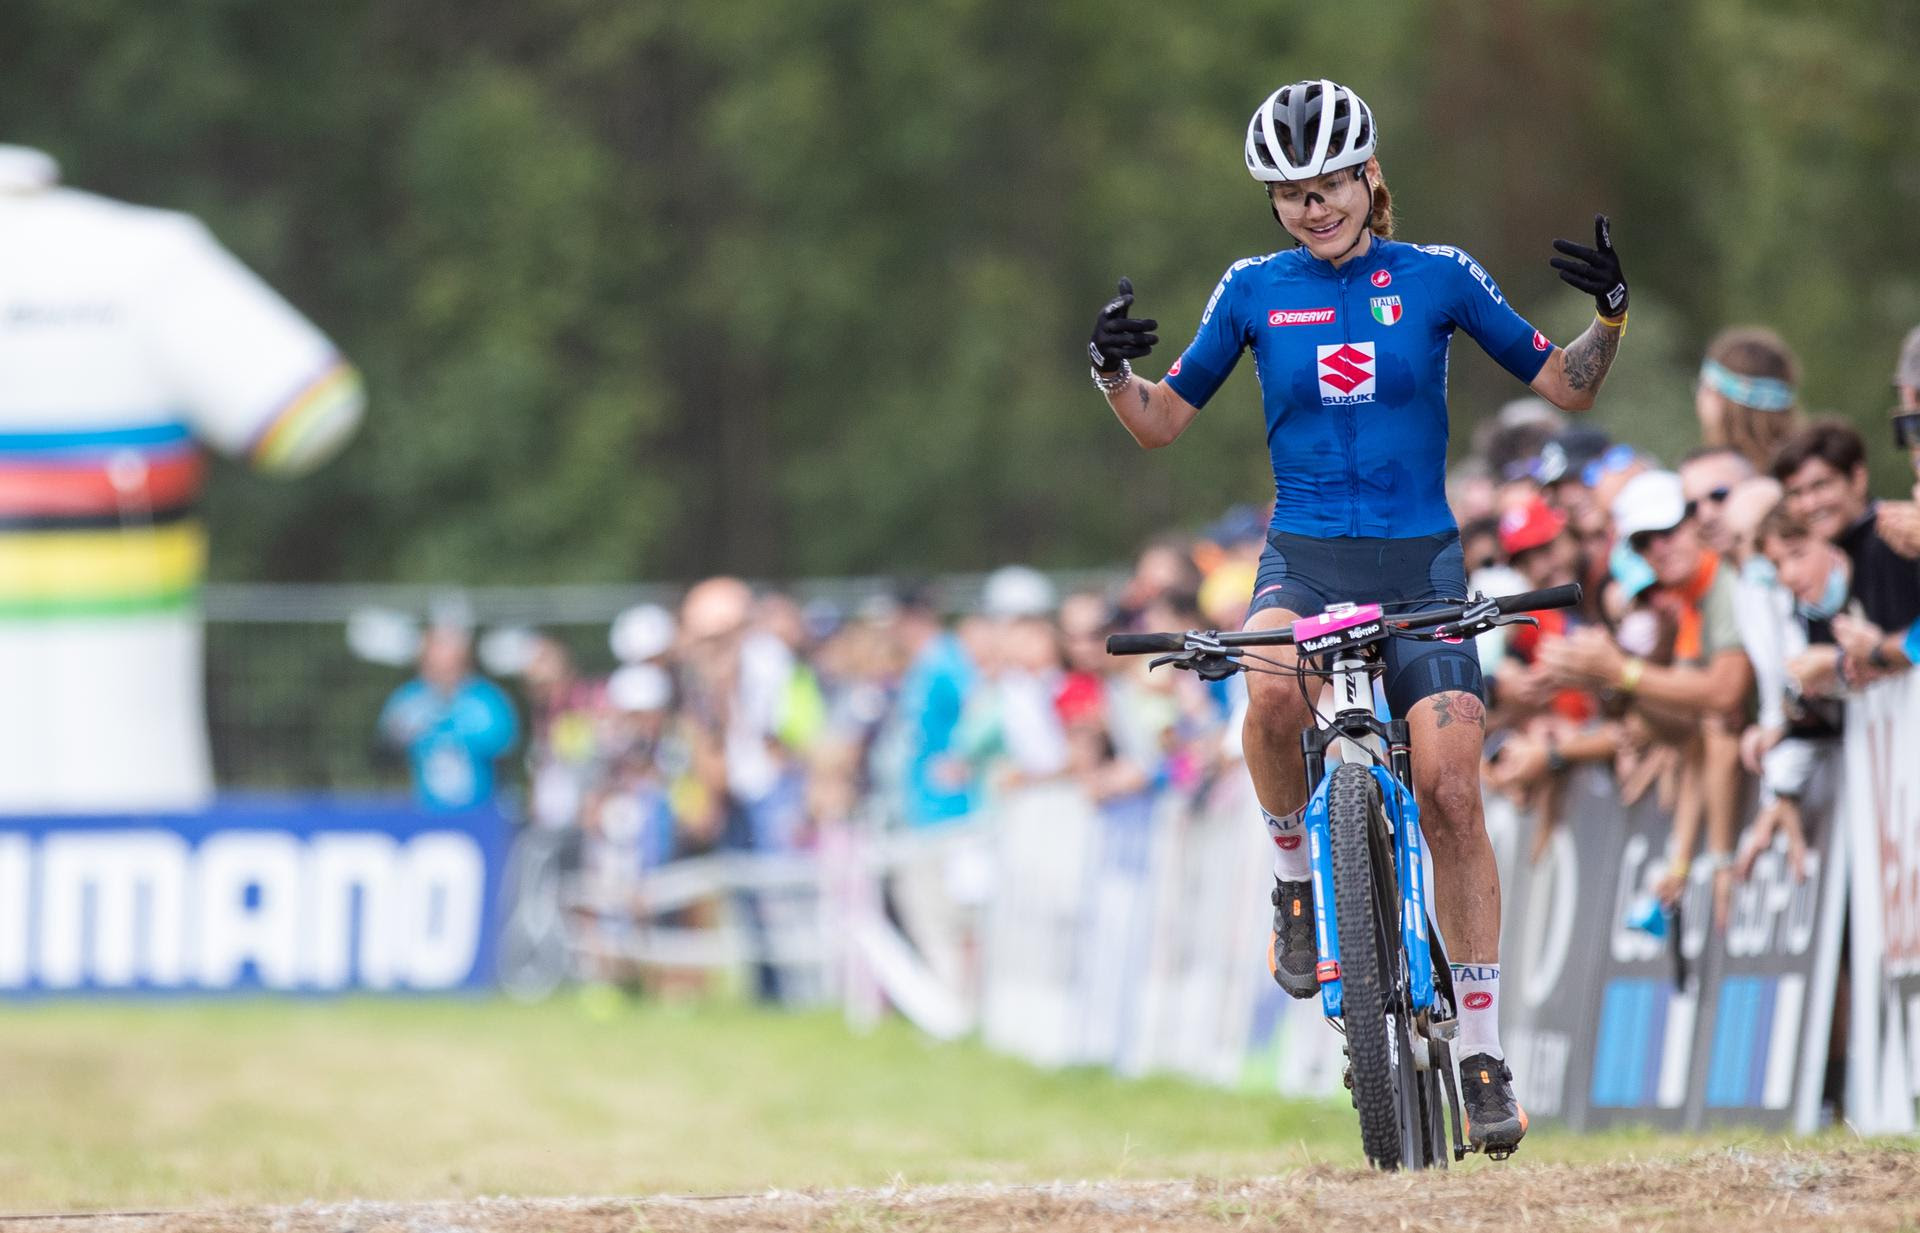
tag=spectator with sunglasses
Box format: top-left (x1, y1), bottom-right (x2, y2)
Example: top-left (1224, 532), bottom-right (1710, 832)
top-left (1539, 470), bottom-right (1752, 717)
top-left (1678, 446), bottom-right (1756, 558)
top-left (1879, 327), bottom-right (1920, 556)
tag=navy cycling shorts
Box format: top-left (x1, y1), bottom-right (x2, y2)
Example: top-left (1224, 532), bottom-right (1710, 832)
top-left (1248, 529), bottom-right (1484, 716)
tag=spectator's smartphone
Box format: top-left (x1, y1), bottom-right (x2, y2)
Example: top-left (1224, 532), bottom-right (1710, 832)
top-left (1483, 729), bottom-right (1512, 763)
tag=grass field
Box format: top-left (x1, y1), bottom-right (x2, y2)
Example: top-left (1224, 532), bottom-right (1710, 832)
top-left (0, 997), bottom-right (1838, 1214)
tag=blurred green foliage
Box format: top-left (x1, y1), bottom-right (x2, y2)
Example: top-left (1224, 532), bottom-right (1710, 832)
top-left (4, 0), bottom-right (1916, 582)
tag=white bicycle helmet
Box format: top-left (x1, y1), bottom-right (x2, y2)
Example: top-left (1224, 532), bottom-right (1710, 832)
top-left (1245, 79), bottom-right (1377, 183)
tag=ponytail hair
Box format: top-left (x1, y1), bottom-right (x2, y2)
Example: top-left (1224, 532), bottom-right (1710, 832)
top-left (1365, 157), bottom-right (1394, 239)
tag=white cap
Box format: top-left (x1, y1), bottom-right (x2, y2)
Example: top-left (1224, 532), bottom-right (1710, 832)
top-left (0, 146), bottom-right (59, 193)
top-left (607, 663), bottom-right (672, 713)
top-left (610, 603), bottom-right (676, 663)
top-left (1612, 469), bottom-right (1688, 540)
top-left (981, 565), bottom-right (1055, 619)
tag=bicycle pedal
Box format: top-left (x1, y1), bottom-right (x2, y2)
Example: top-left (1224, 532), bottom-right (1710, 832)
top-left (1485, 1147), bottom-right (1516, 1163)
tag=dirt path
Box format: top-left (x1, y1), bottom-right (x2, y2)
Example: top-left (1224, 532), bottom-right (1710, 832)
top-left (8, 1147), bottom-right (1917, 1232)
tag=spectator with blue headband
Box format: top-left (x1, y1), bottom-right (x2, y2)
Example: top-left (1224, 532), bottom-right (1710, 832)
top-left (1695, 326), bottom-right (1802, 472)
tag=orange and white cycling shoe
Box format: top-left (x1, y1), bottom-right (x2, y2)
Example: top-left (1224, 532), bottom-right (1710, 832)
top-left (1268, 879), bottom-right (1318, 999)
top-left (1459, 1052), bottom-right (1529, 1159)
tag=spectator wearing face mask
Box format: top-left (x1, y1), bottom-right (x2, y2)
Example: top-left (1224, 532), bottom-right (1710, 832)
top-left (1771, 421), bottom-right (1920, 683)
top-left (1735, 503), bottom-right (1850, 881)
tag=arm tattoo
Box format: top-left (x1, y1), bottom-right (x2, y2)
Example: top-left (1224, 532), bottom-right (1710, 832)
top-left (1562, 320), bottom-right (1621, 393)
top-left (1135, 380), bottom-right (1150, 409)
top-left (1430, 692), bottom-right (1487, 730)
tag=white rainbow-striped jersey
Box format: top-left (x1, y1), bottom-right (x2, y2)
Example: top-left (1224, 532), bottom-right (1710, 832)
top-left (0, 147), bottom-right (364, 811)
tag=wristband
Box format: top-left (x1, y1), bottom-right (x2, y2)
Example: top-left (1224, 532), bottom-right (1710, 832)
top-left (1091, 360), bottom-right (1132, 394)
top-left (1597, 309), bottom-right (1628, 330)
top-left (1618, 656), bottom-right (1645, 693)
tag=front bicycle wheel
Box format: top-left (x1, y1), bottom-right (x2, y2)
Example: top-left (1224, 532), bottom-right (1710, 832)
top-left (1328, 761), bottom-right (1424, 1169)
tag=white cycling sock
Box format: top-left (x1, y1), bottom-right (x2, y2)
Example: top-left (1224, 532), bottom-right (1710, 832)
top-left (1263, 805), bottom-right (1310, 882)
top-left (1452, 962), bottom-right (1503, 1060)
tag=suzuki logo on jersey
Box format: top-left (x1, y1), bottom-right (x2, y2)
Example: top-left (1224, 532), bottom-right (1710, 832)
top-left (1317, 342), bottom-right (1376, 404)
top-left (1269, 307), bottom-right (1336, 327)
top-left (1370, 296), bottom-right (1402, 326)
top-left (1370, 269), bottom-right (1392, 288)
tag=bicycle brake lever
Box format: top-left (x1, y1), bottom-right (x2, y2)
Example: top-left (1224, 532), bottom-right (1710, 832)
top-left (1147, 646), bottom-right (1241, 680)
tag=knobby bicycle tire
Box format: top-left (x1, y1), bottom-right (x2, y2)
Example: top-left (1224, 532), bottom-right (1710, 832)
top-left (1328, 762), bottom-right (1420, 1169)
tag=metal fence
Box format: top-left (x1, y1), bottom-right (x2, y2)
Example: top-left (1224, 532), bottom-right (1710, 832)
top-left (201, 572), bottom-right (1122, 790)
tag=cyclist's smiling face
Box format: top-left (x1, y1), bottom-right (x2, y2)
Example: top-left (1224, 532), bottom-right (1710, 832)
top-left (1269, 167), bottom-right (1369, 261)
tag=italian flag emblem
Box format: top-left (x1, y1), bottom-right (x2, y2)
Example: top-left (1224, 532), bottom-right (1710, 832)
top-left (1370, 295), bottom-right (1403, 326)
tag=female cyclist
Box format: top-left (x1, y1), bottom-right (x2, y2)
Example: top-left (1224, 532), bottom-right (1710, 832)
top-left (1087, 79), bottom-right (1627, 1156)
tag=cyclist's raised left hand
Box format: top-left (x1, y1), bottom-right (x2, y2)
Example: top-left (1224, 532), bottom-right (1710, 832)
top-left (1550, 214), bottom-right (1628, 321)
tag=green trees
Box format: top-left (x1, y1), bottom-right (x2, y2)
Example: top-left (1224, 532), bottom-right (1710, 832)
top-left (4, 0), bottom-right (1915, 582)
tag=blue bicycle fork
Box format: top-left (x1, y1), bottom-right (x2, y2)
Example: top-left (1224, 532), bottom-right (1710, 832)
top-left (1302, 725), bottom-right (1435, 1021)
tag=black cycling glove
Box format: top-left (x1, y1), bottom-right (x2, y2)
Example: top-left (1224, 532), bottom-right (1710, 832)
top-left (1551, 214), bottom-right (1628, 321)
top-left (1088, 277), bottom-right (1159, 372)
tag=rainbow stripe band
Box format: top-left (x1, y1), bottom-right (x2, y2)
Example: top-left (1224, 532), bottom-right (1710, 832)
top-left (250, 358), bottom-right (363, 471)
top-left (0, 520), bottom-right (206, 620)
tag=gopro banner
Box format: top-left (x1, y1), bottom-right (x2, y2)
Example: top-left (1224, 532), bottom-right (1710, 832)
top-left (0, 795), bottom-right (509, 996)
top-left (1487, 766), bottom-right (1626, 1128)
top-left (1691, 755), bottom-right (1845, 1134)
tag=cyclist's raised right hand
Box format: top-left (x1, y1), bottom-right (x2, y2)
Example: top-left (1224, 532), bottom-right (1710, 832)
top-left (1088, 277), bottom-right (1158, 373)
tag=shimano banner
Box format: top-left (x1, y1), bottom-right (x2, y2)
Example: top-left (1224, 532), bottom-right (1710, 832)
top-left (0, 796), bottom-right (509, 995)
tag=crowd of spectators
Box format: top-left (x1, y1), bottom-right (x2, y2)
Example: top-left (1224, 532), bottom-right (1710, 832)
top-left (396, 323), bottom-right (1920, 999)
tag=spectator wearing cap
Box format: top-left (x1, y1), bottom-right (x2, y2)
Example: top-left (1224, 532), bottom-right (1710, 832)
top-left (1481, 496), bottom-right (1618, 848)
top-left (957, 566), bottom-right (1068, 785)
top-left (1545, 471), bottom-right (1752, 895)
top-left (1771, 421), bottom-right (1920, 682)
top-left (1695, 327), bottom-right (1802, 472)
top-left (1544, 470), bottom-right (1751, 715)
top-left (1677, 446), bottom-right (1756, 559)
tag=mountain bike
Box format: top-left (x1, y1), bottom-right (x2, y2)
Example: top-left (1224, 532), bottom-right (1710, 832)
top-left (1108, 583), bottom-right (1581, 1170)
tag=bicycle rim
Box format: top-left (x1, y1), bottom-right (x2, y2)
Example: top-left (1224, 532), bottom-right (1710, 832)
top-left (1328, 762), bottom-right (1409, 1169)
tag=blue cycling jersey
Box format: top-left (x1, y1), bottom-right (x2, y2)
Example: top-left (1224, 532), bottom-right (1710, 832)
top-left (1163, 238), bottom-right (1553, 539)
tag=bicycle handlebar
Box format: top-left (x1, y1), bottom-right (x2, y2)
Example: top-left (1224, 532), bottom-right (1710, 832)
top-left (1105, 631), bottom-right (1187, 656)
top-left (1104, 583), bottom-right (1583, 657)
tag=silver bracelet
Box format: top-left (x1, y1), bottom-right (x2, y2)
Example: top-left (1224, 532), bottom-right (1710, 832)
top-left (1090, 359), bottom-right (1132, 393)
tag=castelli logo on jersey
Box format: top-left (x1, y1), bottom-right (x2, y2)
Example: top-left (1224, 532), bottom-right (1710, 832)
top-left (1371, 269), bottom-right (1392, 288)
top-left (1533, 330), bottom-right (1552, 352)
top-left (1269, 307), bottom-right (1337, 327)
top-left (1464, 992), bottom-right (1493, 1010)
top-left (1167, 355), bottom-right (1182, 377)
top-left (1275, 835), bottom-right (1301, 850)
top-left (1316, 341), bottom-right (1376, 404)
